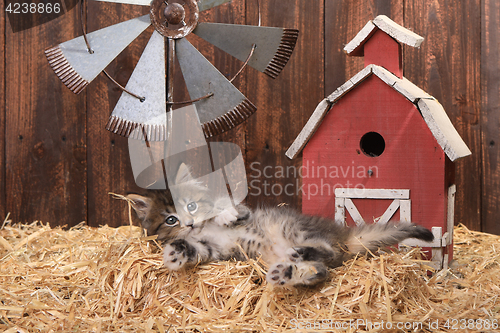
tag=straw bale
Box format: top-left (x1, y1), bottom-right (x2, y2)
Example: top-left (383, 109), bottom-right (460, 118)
top-left (1, 219), bottom-right (499, 332)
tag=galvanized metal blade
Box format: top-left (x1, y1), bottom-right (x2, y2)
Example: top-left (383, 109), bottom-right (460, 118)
top-left (128, 103), bottom-right (248, 212)
top-left (193, 23), bottom-right (298, 79)
top-left (106, 31), bottom-right (166, 141)
top-left (45, 14), bottom-right (151, 94)
top-left (128, 104), bottom-right (208, 189)
top-left (197, 0), bottom-right (232, 12)
top-left (175, 37), bottom-right (256, 138)
top-left (91, 0), bottom-right (151, 5)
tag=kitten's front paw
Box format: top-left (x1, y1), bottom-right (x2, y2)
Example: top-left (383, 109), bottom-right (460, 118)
top-left (286, 247), bottom-right (303, 262)
top-left (286, 246), bottom-right (333, 264)
top-left (163, 240), bottom-right (195, 270)
top-left (163, 244), bottom-right (186, 270)
top-left (213, 206), bottom-right (239, 227)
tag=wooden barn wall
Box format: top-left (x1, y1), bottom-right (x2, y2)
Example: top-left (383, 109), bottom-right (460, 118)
top-left (0, 0), bottom-right (5, 224)
top-left (482, 0), bottom-right (500, 235)
top-left (0, 0), bottom-right (498, 234)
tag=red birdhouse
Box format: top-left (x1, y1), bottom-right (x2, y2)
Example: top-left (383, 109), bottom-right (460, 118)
top-left (286, 15), bottom-right (471, 269)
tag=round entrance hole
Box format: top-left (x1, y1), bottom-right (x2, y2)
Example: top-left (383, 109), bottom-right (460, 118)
top-left (360, 132), bottom-right (385, 157)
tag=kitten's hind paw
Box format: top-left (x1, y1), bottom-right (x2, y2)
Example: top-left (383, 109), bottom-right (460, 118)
top-left (267, 263), bottom-right (293, 286)
top-left (266, 261), bottom-right (328, 287)
top-left (163, 239), bottom-right (195, 270)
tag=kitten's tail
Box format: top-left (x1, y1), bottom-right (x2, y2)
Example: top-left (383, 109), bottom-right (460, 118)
top-left (345, 222), bottom-right (434, 255)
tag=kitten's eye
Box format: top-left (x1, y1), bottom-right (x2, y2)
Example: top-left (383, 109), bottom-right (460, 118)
top-left (186, 202), bottom-right (198, 214)
top-left (164, 215), bottom-right (179, 226)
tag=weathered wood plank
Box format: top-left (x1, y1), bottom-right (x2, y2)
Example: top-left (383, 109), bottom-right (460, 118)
top-left (372, 15), bottom-right (423, 47)
top-left (285, 98), bottom-right (331, 160)
top-left (86, 2), bottom-right (149, 227)
top-left (399, 199), bottom-right (411, 222)
top-left (334, 197), bottom-right (346, 225)
top-left (481, 0), bottom-right (500, 235)
top-left (417, 98), bottom-right (472, 162)
top-left (377, 199), bottom-right (400, 224)
top-left (404, 0), bottom-right (482, 231)
top-left (0, 0), bottom-right (5, 221)
top-left (245, 0), bottom-right (324, 209)
top-left (5, 10), bottom-right (87, 225)
top-left (344, 198), bottom-right (364, 225)
top-left (343, 20), bottom-right (377, 55)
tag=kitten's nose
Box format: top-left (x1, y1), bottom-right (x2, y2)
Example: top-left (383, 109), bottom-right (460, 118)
top-left (184, 219), bottom-right (194, 228)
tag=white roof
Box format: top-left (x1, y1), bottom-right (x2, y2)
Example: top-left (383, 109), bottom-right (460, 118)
top-left (344, 15), bottom-right (424, 56)
top-left (285, 64), bottom-right (472, 162)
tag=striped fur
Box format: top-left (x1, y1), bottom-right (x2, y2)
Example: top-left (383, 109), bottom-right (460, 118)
top-left (127, 165), bottom-right (434, 287)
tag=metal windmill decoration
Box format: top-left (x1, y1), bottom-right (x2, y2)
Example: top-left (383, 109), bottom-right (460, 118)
top-left (45, 0), bottom-right (299, 140)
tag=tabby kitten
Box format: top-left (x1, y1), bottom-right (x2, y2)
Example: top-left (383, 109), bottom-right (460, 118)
top-left (127, 164), bottom-right (434, 287)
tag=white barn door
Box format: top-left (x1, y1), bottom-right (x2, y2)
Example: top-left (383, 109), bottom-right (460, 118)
top-left (334, 188), bottom-right (411, 226)
top-left (334, 188), bottom-right (450, 270)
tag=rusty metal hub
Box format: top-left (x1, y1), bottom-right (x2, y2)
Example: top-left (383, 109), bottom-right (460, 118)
top-left (164, 3), bottom-right (185, 25)
top-left (150, 0), bottom-right (199, 39)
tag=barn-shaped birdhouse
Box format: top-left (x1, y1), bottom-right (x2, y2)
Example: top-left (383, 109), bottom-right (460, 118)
top-left (286, 15), bottom-right (471, 269)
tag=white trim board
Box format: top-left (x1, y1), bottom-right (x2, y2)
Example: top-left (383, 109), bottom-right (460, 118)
top-left (335, 188), bottom-right (409, 199)
top-left (334, 188), bottom-right (411, 226)
top-left (344, 15), bottom-right (424, 56)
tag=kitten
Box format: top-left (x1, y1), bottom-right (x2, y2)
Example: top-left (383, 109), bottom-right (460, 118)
top-left (127, 164), bottom-right (434, 287)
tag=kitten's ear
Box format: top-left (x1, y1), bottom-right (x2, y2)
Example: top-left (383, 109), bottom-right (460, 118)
top-left (126, 194), bottom-right (152, 221)
top-left (175, 163), bottom-right (195, 184)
